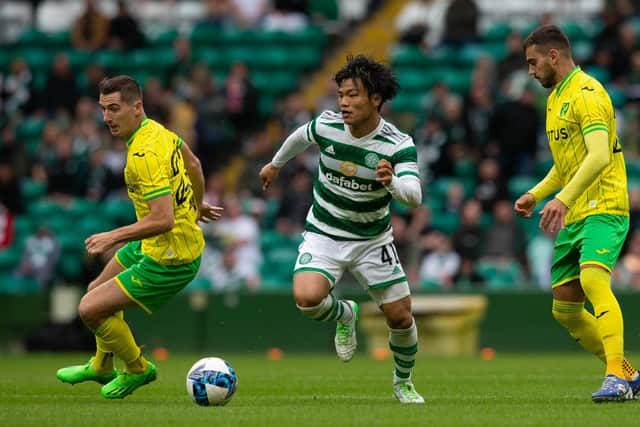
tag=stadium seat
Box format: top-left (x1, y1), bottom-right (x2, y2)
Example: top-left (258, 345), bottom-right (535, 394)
top-left (15, 47), bottom-right (52, 72)
top-left (102, 197), bottom-right (136, 226)
top-left (0, 246), bottom-right (21, 271)
top-left (15, 117), bottom-right (45, 140)
top-left (391, 45), bottom-right (427, 67)
top-left (20, 178), bottom-right (46, 202)
top-left (390, 93), bottom-right (425, 113)
top-left (483, 22), bottom-right (512, 42)
top-left (508, 175), bottom-right (539, 199)
top-left (252, 71), bottom-right (299, 96)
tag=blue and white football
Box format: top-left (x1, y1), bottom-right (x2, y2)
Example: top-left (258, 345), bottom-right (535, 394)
top-left (186, 357), bottom-right (238, 406)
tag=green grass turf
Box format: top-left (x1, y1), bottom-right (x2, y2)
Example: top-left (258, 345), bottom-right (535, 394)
top-left (0, 352), bottom-right (638, 427)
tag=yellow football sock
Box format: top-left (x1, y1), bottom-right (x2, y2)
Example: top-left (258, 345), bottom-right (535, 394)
top-left (94, 314), bottom-right (147, 374)
top-left (580, 267), bottom-right (624, 378)
top-left (92, 311), bottom-right (123, 373)
top-left (552, 299), bottom-right (606, 362)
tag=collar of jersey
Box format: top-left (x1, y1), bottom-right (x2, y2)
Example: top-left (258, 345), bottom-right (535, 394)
top-left (554, 66), bottom-right (581, 96)
top-left (345, 117), bottom-right (385, 141)
top-left (125, 117), bottom-right (149, 147)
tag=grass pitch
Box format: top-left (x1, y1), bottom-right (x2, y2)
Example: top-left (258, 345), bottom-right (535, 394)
top-left (1, 352), bottom-right (638, 427)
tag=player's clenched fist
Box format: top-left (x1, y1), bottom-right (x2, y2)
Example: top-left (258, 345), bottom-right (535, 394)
top-left (376, 159), bottom-right (393, 186)
top-left (259, 162), bottom-right (280, 191)
top-left (514, 193), bottom-right (536, 218)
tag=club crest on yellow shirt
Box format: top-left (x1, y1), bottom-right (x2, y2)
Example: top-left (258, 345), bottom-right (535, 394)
top-left (559, 102), bottom-right (570, 117)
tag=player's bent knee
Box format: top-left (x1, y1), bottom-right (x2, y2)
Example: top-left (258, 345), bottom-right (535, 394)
top-left (293, 292), bottom-right (325, 308)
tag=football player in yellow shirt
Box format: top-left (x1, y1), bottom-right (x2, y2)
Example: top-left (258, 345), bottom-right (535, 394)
top-left (56, 76), bottom-right (222, 399)
top-left (515, 25), bottom-right (639, 402)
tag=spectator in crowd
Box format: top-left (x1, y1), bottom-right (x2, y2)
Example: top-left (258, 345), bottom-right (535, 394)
top-left (142, 78), bottom-right (170, 126)
top-left (80, 64), bottom-right (107, 99)
top-left (279, 92), bottom-right (313, 135)
top-left (527, 231), bottom-right (554, 289)
top-left (71, 0), bottom-right (110, 51)
top-left (274, 166), bottom-right (313, 235)
top-left (13, 225), bottom-right (60, 289)
top-left (463, 80), bottom-right (494, 149)
top-left (489, 83), bottom-right (540, 178)
top-left (614, 230), bottom-right (640, 290)
top-left (394, 0), bottom-right (448, 50)
top-left (442, 0), bottom-right (479, 46)
top-left (0, 203), bottom-right (14, 249)
top-left (41, 54), bottom-right (80, 117)
top-left (196, 0), bottom-right (239, 30)
top-left (480, 199), bottom-right (528, 279)
top-left (166, 37), bottom-right (195, 95)
top-left (232, 0), bottom-right (269, 27)
top-left (263, 0), bottom-right (309, 32)
top-left (452, 198), bottom-right (484, 263)
top-left (0, 157), bottom-right (25, 216)
top-left (473, 157), bottom-right (509, 214)
top-left (224, 62), bottom-right (260, 137)
top-left (498, 32), bottom-right (527, 85)
top-left (190, 63), bottom-right (229, 169)
top-left (0, 124), bottom-right (28, 178)
top-left (1, 58), bottom-right (34, 120)
top-left (209, 196), bottom-right (262, 289)
top-left (419, 231), bottom-right (460, 289)
top-left (38, 131), bottom-right (90, 200)
top-left (107, 0), bottom-right (146, 51)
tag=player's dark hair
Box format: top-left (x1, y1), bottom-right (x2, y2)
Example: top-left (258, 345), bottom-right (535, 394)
top-left (334, 55), bottom-right (400, 111)
top-left (99, 75), bottom-right (142, 104)
top-left (523, 25), bottom-right (571, 54)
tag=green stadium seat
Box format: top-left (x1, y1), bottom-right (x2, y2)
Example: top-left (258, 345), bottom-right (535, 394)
top-left (15, 27), bottom-right (46, 47)
top-left (15, 48), bottom-right (52, 72)
top-left (193, 47), bottom-right (227, 68)
top-left (21, 178), bottom-right (46, 202)
top-left (431, 212), bottom-right (460, 234)
top-left (483, 22), bottom-right (512, 42)
top-left (65, 49), bottom-right (94, 71)
top-left (252, 71), bottom-right (298, 95)
top-left (0, 246), bottom-right (21, 270)
top-left (56, 255), bottom-right (84, 281)
top-left (390, 93), bottom-right (424, 113)
top-left (423, 46), bottom-right (458, 67)
top-left (103, 197), bottom-right (136, 225)
top-left (572, 41), bottom-right (593, 62)
top-left (559, 21), bottom-right (592, 42)
top-left (190, 24), bottom-right (221, 45)
top-left (476, 258), bottom-right (524, 289)
top-left (583, 66), bottom-right (610, 85)
top-left (606, 86), bottom-right (627, 109)
top-left (391, 45), bottom-right (427, 67)
top-left (309, 0), bottom-right (338, 21)
top-left (148, 29), bottom-right (178, 48)
top-left (258, 96), bottom-right (276, 118)
top-left (395, 69), bottom-right (438, 91)
top-left (442, 68), bottom-right (471, 94)
top-left (1, 275), bottom-right (39, 294)
top-left (15, 117), bottom-right (45, 140)
top-left (534, 157), bottom-right (554, 179)
top-left (508, 175), bottom-right (539, 199)
top-left (95, 50), bottom-right (124, 70)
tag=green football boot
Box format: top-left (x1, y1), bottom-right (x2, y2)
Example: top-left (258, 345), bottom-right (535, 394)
top-left (101, 361), bottom-right (157, 399)
top-left (56, 357), bottom-right (117, 385)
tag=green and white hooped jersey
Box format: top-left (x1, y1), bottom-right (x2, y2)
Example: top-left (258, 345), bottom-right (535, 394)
top-left (303, 110), bottom-right (420, 240)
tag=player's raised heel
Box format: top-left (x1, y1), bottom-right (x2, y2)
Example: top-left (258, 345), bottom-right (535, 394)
top-left (592, 374), bottom-right (634, 402)
top-left (393, 381), bottom-right (425, 404)
top-left (101, 361), bottom-right (157, 399)
top-left (56, 357), bottom-right (117, 385)
top-left (335, 300), bottom-right (358, 362)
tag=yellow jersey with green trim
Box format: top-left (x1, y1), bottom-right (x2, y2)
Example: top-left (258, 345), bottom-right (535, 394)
top-left (545, 66), bottom-right (628, 225)
top-left (123, 118), bottom-right (204, 265)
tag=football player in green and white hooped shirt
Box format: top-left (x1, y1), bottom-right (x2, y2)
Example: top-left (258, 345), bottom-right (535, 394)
top-left (260, 55), bottom-right (424, 403)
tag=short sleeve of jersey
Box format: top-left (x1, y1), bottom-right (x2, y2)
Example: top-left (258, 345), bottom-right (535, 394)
top-left (129, 150), bottom-right (172, 201)
top-left (572, 86), bottom-right (611, 137)
top-left (391, 141), bottom-right (420, 179)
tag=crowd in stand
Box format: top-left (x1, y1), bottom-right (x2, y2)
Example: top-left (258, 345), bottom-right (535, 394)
top-left (2, 0), bottom-right (640, 294)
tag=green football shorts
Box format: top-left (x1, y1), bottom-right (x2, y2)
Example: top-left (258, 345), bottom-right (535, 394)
top-left (114, 241), bottom-right (201, 314)
top-left (551, 214), bottom-right (629, 288)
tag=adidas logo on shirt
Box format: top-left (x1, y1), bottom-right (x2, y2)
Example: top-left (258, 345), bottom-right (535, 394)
top-left (326, 145), bottom-right (335, 155)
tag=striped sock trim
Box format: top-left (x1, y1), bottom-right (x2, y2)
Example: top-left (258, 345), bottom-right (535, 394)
top-left (552, 299), bottom-right (584, 313)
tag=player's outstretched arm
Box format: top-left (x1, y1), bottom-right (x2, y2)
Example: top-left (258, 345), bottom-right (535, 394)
top-left (260, 124), bottom-right (315, 191)
top-left (514, 193), bottom-right (536, 218)
top-left (86, 195), bottom-right (174, 255)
